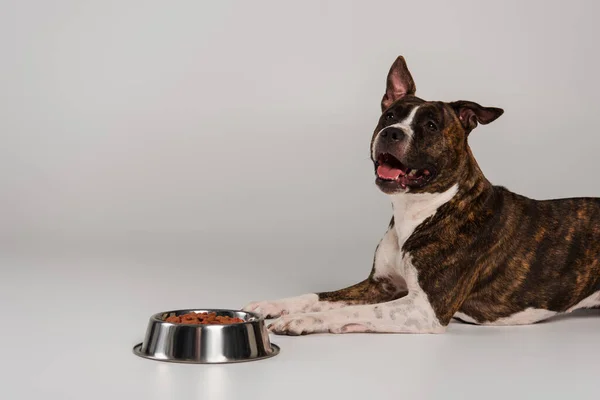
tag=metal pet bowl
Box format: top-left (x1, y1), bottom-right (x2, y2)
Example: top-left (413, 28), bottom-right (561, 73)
top-left (133, 309), bottom-right (280, 364)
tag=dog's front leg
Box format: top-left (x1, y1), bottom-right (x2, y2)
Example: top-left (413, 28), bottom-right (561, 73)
top-left (242, 219), bottom-right (405, 318)
top-left (242, 277), bottom-right (406, 318)
top-left (268, 290), bottom-right (445, 335)
top-left (268, 253), bottom-right (478, 335)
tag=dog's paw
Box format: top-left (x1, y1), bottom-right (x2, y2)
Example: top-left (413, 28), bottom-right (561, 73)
top-left (268, 312), bottom-right (372, 335)
top-left (268, 314), bottom-right (326, 335)
top-left (242, 294), bottom-right (318, 319)
top-left (242, 301), bottom-right (288, 319)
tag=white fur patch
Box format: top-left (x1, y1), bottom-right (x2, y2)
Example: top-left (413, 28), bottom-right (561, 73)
top-left (454, 309), bottom-right (557, 326)
top-left (388, 106), bottom-right (420, 139)
top-left (453, 312), bottom-right (479, 324)
top-left (566, 290), bottom-right (600, 312)
top-left (370, 224), bottom-right (400, 281)
top-left (492, 309), bottom-right (558, 325)
top-left (372, 105), bottom-right (421, 159)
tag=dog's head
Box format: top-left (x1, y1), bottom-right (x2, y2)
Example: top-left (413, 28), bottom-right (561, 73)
top-left (371, 56), bottom-right (504, 195)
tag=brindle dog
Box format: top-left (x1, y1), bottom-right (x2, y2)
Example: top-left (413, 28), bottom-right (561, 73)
top-left (243, 56), bottom-right (600, 335)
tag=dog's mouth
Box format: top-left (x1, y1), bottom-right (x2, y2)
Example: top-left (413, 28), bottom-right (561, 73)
top-left (375, 153), bottom-right (434, 189)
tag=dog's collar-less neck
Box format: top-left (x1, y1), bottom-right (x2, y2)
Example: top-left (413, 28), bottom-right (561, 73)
top-left (453, 147), bottom-right (494, 205)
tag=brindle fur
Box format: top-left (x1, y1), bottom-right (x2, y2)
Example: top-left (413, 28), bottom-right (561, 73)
top-left (317, 276), bottom-right (405, 305)
top-left (317, 55), bottom-right (600, 326)
top-left (408, 148), bottom-right (600, 325)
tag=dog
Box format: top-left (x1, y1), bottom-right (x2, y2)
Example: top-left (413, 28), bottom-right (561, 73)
top-left (243, 56), bottom-right (600, 335)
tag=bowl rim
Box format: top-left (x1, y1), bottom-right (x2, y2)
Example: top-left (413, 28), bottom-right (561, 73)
top-left (150, 308), bottom-right (263, 326)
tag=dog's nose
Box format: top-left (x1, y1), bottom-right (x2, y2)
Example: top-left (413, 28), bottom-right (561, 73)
top-left (380, 127), bottom-right (406, 142)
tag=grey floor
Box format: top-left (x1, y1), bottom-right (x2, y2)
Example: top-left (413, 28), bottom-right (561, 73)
top-left (3, 237), bottom-right (599, 400)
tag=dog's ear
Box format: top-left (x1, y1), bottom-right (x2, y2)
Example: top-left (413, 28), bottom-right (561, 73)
top-left (449, 101), bottom-right (504, 134)
top-left (381, 56), bottom-right (416, 112)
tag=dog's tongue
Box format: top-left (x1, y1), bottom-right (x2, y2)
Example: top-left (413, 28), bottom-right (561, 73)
top-left (377, 164), bottom-right (403, 180)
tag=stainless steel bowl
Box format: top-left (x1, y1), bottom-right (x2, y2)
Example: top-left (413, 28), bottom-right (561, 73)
top-left (132, 309), bottom-right (280, 364)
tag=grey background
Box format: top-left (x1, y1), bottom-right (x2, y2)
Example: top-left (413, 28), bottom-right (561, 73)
top-left (3, 0), bottom-right (600, 253)
top-left (2, 1), bottom-right (600, 399)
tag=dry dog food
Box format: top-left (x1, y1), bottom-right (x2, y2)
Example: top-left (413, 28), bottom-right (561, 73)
top-left (164, 312), bottom-right (244, 325)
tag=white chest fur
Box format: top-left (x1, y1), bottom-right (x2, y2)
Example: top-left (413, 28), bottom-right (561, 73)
top-left (373, 184), bottom-right (459, 281)
top-left (392, 185), bottom-right (459, 252)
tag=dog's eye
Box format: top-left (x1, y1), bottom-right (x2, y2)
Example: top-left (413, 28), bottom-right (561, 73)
top-left (385, 112), bottom-right (394, 120)
top-left (426, 121), bottom-right (437, 131)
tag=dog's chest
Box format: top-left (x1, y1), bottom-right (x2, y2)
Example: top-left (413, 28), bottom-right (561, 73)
top-left (390, 185), bottom-right (459, 277)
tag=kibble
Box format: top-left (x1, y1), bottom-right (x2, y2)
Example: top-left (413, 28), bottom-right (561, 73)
top-left (164, 312), bottom-right (244, 325)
